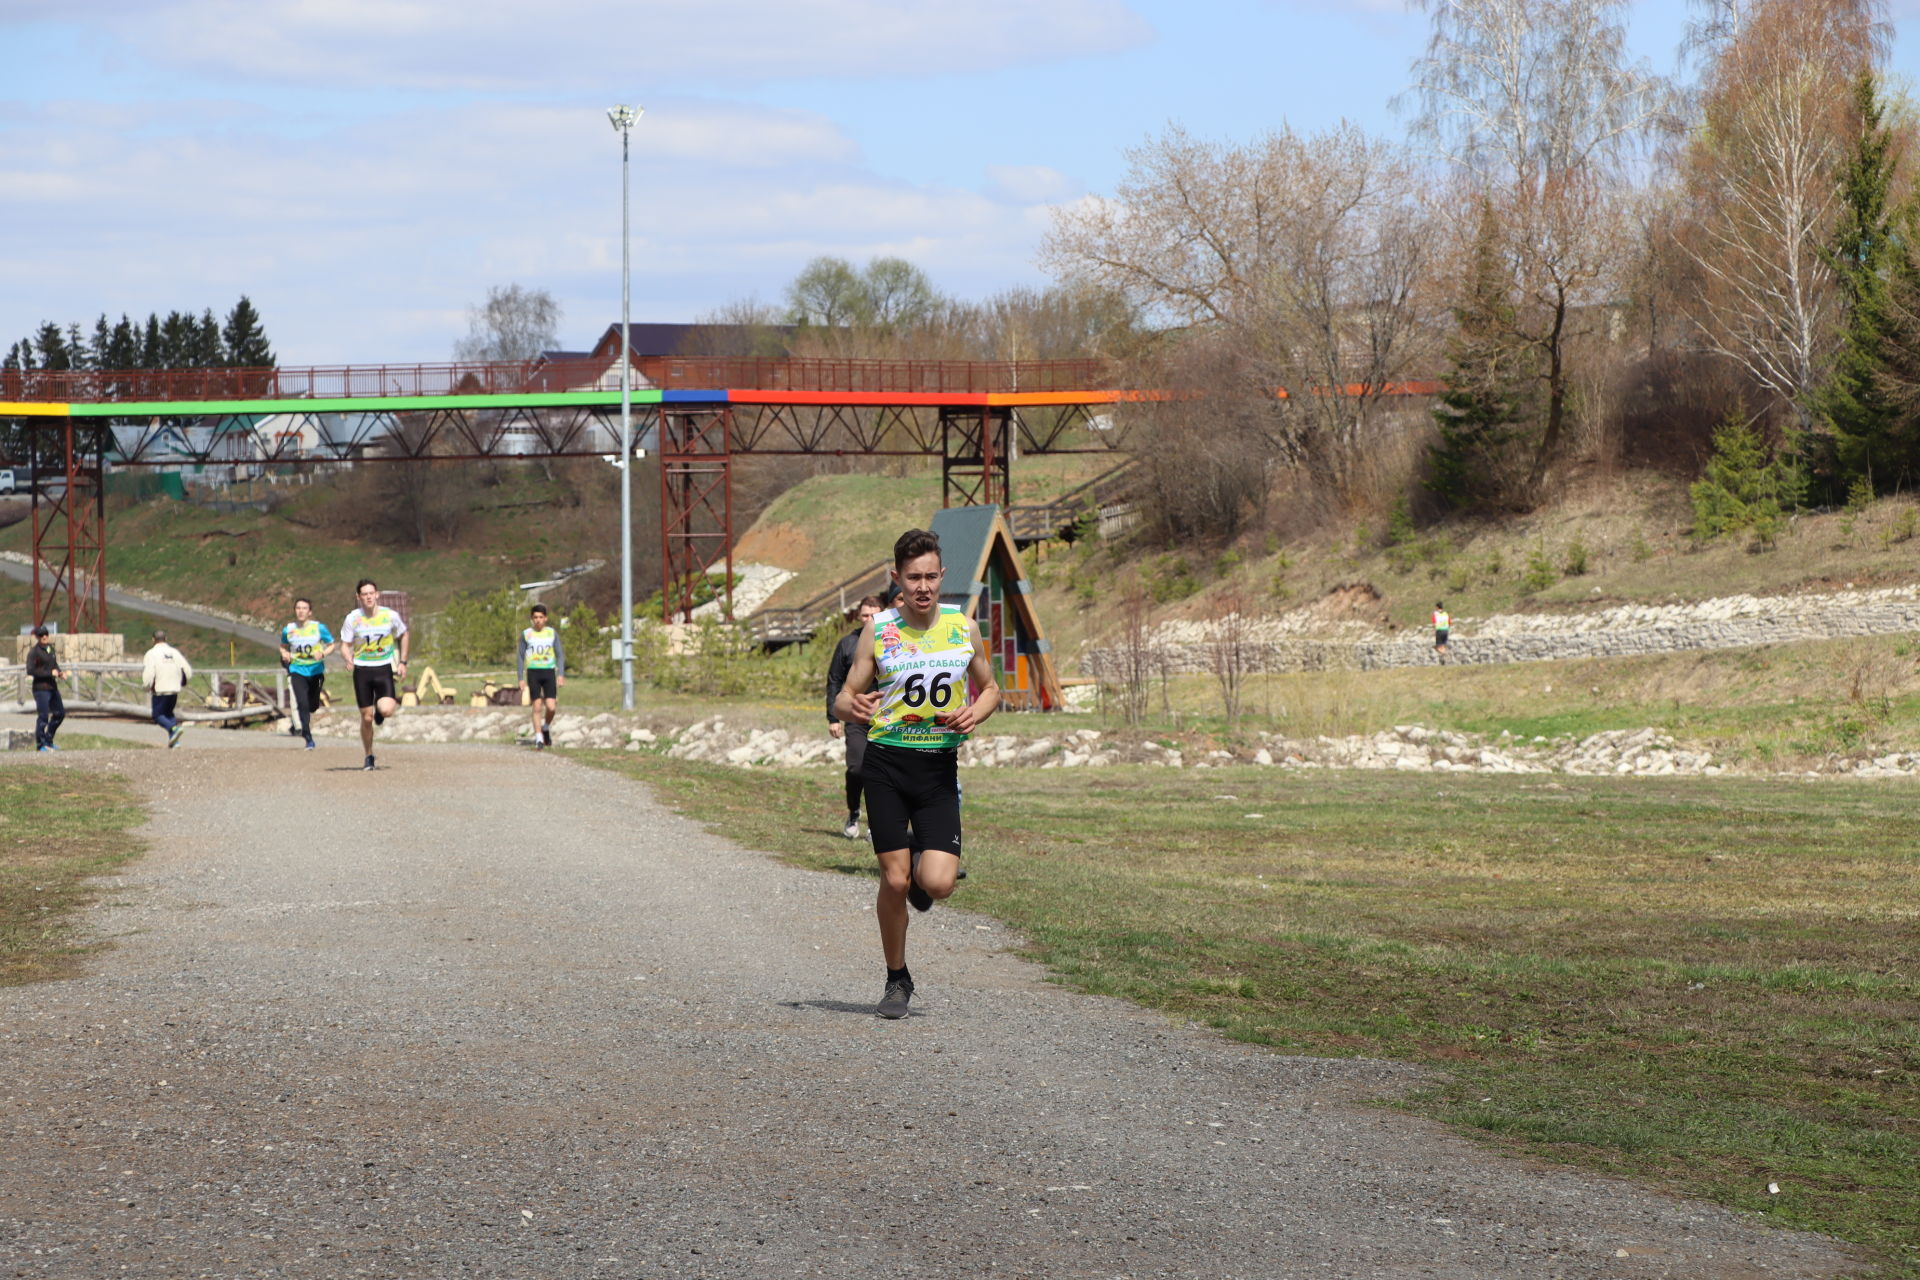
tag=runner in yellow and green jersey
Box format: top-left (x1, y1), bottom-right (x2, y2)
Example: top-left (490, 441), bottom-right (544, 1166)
top-left (278, 596), bottom-right (335, 750)
top-left (834, 528), bottom-right (1001, 1019)
top-left (341, 579), bottom-right (408, 772)
top-left (518, 604), bottom-right (566, 749)
top-left (1432, 601), bottom-right (1451, 662)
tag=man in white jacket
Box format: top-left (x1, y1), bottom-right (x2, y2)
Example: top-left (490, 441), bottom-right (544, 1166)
top-left (141, 630), bottom-right (194, 748)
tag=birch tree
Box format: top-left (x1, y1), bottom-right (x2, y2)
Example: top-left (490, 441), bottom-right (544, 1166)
top-left (1405, 0), bottom-right (1667, 488)
top-left (1670, 0), bottom-right (1888, 422)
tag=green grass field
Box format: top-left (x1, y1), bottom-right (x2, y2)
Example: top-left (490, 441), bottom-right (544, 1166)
top-left (0, 766), bottom-right (145, 985)
top-left (596, 754), bottom-right (1920, 1277)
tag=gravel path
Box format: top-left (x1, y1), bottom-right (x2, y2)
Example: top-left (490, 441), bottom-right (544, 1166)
top-left (0, 742), bottom-right (1855, 1279)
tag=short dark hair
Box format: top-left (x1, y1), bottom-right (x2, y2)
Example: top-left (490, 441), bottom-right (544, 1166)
top-left (356, 578), bottom-right (378, 594)
top-left (845, 593), bottom-right (888, 622)
top-left (893, 528), bottom-right (942, 570)
top-left (295, 596), bottom-right (312, 608)
top-left (530, 604), bottom-right (548, 616)
top-left (151, 630), bottom-right (167, 643)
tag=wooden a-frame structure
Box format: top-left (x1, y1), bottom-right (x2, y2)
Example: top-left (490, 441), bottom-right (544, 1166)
top-left (927, 504), bottom-right (1064, 712)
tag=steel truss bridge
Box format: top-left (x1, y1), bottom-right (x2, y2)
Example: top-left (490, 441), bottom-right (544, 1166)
top-left (1, 355), bottom-right (1436, 632)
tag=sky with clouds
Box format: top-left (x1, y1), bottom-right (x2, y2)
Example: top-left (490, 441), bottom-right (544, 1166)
top-left (3, 0), bottom-right (1917, 364)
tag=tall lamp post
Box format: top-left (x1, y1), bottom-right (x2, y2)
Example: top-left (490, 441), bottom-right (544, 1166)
top-left (607, 104), bottom-right (643, 710)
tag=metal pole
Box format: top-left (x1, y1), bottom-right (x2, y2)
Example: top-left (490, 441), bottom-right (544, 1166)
top-left (609, 105), bottom-right (643, 711)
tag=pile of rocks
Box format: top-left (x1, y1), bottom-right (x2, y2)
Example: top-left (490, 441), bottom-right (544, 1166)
top-left (641, 717), bottom-right (1725, 778)
top-left (1084, 582), bottom-right (1920, 676)
top-left (306, 707), bottom-right (635, 750)
top-left (1253, 724), bottom-right (1721, 777)
top-left (299, 707), bottom-right (1920, 781)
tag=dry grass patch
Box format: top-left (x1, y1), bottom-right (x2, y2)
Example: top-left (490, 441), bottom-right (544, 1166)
top-left (0, 766), bottom-right (145, 985)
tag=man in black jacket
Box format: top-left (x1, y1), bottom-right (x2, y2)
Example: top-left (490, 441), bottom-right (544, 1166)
top-left (25, 625), bottom-right (65, 752)
top-left (825, 595), bottom-right (886, 839)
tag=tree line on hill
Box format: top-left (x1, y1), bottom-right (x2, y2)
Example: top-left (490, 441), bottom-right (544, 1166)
top-left (1029, 0), bottom-right (1918, 544)
top-left (1036, 0), bottom-right (1920, 537)
top-left (3, 296), bottom-right (275, 374)
top-left (638, 1), bottom-right (1919, 556)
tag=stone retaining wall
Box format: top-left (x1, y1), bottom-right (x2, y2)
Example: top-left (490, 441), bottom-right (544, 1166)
top-left (1084, 584), bottom-right (1920, 676)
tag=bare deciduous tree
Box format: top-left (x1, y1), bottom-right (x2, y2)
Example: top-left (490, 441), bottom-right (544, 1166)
top-left (1404, 0), bottom-right (1667, 488)
top-left (1404, 0), bottom-right (1668, 182)
top-left (1043, 122), bottom-right (1442, 504)
top-left (454, 284), bottom-right (561, 364)
top-left (1668, 0), bottom-right (1889, 421)
top-left (1208, 589), bottom-right (1252, 728)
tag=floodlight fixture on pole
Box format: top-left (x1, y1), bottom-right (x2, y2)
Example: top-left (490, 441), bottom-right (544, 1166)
top-left (608, 103), bottom-right (643, 710)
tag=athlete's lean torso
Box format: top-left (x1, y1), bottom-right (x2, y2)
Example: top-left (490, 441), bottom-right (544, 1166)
top-left (342, 608), bottom-right (405, 667)
top-left (522, 627), bottom-right (559, 670)
top-left (867, 605), bottom-right (973, 750)
top-left (283, 620), bottom-right (331, 675)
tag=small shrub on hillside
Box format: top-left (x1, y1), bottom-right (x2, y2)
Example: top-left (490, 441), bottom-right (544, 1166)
top-left (1384, 499), bottom-right (1416, 547)
top-left (1144, 554), bottom-right (1203, 603)
top-left (646, 618), bottom-right (827, 701)
top-left (1689, 408), bottom-right (1805, 543)
top-left (1880, 505), bottom-right (1918, 549)
top-left (1630, 529), bottom-right (1653, 562)
top-left (1482, 551), bottom-right (1505, 579)
top-left (561, 603), bottom-right (610, 677)
top-left (1838, 476), bottom-right (1873, 545)
top-left (426, 586), bottom-right (525, 667)
top-left (1521, 546), bottom-right (1558, 593)
top-left (1215, 549), bottom-right (1242, 576)
top-left (1562, 537), bottom-right (1589, 576)
top-left (1446, 564), bottom-right (1471, 594)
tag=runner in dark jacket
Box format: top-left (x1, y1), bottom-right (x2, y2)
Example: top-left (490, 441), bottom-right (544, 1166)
top-left (25, 625), bottom-right (65, 751)
top-left (825, 595), bottom-right (887, 840)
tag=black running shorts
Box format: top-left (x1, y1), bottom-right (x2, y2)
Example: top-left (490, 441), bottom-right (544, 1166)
top-left (861, 740), bottom-right (961, 856)
top-left (353, 664), bottom-right (397, 709)
top-left (526, 669), bottom-right (558, 700)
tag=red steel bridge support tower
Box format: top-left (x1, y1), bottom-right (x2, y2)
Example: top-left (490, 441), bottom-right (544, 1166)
top-left (28, 419), bottom-right (108, 635)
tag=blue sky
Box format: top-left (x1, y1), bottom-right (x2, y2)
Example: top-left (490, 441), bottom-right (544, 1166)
top-left (2, 0), bottom-right (1915, 365)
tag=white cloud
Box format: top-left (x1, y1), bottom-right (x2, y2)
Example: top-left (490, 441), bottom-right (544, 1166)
top-left (0, 95), bottom-right (1063, 360)
top-left (96, 0), bottom-right (1153, 91)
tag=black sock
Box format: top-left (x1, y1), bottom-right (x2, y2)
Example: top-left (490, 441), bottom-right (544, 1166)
top-left (887, 966), bottom-right (912, 986)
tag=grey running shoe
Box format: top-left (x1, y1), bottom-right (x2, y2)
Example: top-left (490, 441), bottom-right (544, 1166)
top-left (876, 977), bottom-right (914, 1019)
top-left (906, 849), bottom-right (933, 913)
top-left (167, 724), bottom-right (184, 748)
top-left (842, 817), bottom-right (860, 840)
top-left (362, 755), bottom-right (376, 772)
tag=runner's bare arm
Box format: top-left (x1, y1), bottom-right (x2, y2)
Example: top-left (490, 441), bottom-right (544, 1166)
top-left (940, 625), bottom-right (1001, 735)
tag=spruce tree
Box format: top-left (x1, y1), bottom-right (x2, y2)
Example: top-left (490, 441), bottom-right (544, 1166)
top-left (1428, 199), bottom-right (1535, 510)
top-left (1812, 72), bottom-right (1913, 494)
top-left (32, 322), bottom-right (71, 371)
top-left (221, 295), bottom-right (275, 367)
